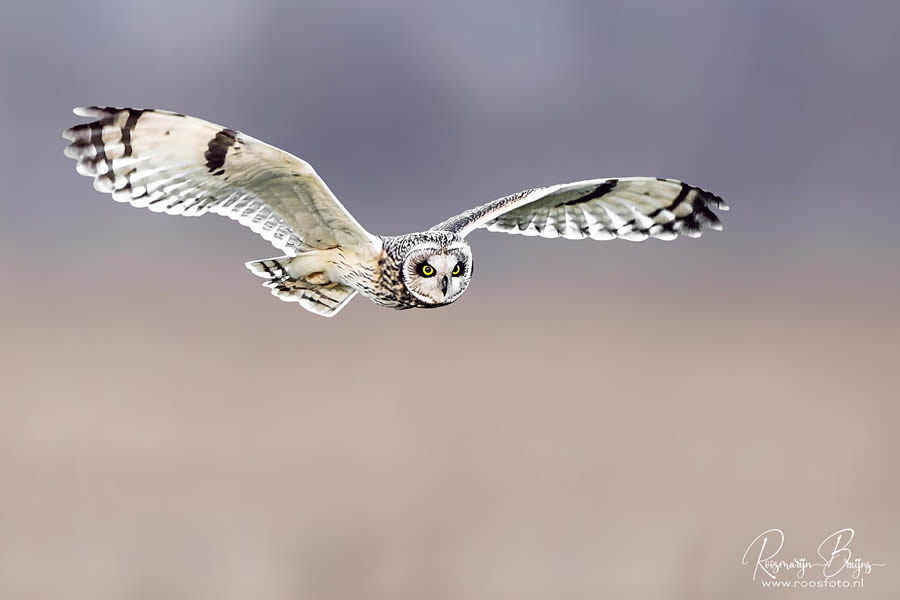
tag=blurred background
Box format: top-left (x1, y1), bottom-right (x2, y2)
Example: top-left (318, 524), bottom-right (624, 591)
top-left (1, 1), bottom-right (898, 598)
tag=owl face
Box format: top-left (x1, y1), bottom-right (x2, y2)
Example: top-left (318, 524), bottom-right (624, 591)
top-left (401, 238), bottom-right (473, 306)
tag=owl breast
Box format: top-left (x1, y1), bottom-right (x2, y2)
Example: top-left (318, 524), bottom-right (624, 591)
top-left (333, 244), bottom-right (412, 309)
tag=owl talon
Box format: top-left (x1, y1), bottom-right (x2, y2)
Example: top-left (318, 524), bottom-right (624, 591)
top-left (305, 272), bottom-right (330, 285)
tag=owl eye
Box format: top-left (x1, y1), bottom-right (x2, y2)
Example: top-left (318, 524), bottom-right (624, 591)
top-left (452, 263), bottom-right (462, 276)
top-left (419, 264), bottom-right (435, 277)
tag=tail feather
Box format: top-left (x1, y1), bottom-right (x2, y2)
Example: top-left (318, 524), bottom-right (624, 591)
top-left (246, 256), bottom-right (356, 318)
top-left (246, 257), bottom-right (291, 280)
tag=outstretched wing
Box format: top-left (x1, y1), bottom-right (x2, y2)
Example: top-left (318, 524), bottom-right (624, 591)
top-left (63, 107), bottom-right (381, 256)
top-left (431, 177), bottom-right (728, 241)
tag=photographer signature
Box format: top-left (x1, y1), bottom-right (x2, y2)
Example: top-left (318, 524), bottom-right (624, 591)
top-left (741, 528), bottom-right (886, 582)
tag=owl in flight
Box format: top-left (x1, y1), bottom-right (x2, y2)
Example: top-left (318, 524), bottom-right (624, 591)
top-left (63, 107), bottom-right (728, 317)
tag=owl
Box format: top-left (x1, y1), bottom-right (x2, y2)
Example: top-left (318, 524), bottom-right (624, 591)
top-left (63, 107), bottom-right (728, 317)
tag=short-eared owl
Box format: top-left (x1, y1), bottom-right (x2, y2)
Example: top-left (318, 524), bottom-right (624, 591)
top-left (63, 107), bottom-right (728, 317)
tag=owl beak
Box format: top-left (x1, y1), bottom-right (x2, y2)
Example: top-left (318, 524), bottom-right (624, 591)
top-left (440, 275), bottom-right (449, 295)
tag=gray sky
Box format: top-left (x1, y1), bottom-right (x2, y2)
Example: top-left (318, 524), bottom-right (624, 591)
top-left (2, 0), bottom-right (900, 288)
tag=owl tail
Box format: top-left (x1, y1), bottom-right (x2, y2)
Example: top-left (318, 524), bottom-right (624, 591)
top-left (245, 256), bottom-right (357, 318)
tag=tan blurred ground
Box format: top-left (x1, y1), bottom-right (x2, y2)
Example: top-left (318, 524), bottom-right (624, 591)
top-left (1, 274), bottom-right (897, 599)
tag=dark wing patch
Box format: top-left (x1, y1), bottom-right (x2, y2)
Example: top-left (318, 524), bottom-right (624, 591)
top-left (204, 128), bottom-right (237, 172)
top-left (559, 179), bottom-right (618, 207)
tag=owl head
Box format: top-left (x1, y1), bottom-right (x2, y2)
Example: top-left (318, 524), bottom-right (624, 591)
top-left (400, 232), bottom-right (473, 306)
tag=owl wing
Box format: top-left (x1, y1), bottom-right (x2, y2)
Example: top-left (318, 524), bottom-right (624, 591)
top-left (63, 107), bottom-right (381, 256)
top-left (430, 177), bottom-right (728, 241)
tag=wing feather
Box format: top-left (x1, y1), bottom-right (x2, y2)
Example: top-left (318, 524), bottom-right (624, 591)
top-left (63, 107), bottom-right (380, 257)
top-left (432, 177), bottom-right (728, 241)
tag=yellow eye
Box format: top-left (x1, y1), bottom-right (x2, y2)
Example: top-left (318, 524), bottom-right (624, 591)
top-left (420, 264), bottom-right (435, 277)
top-left (452, 264), bottom-right (461, 276)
